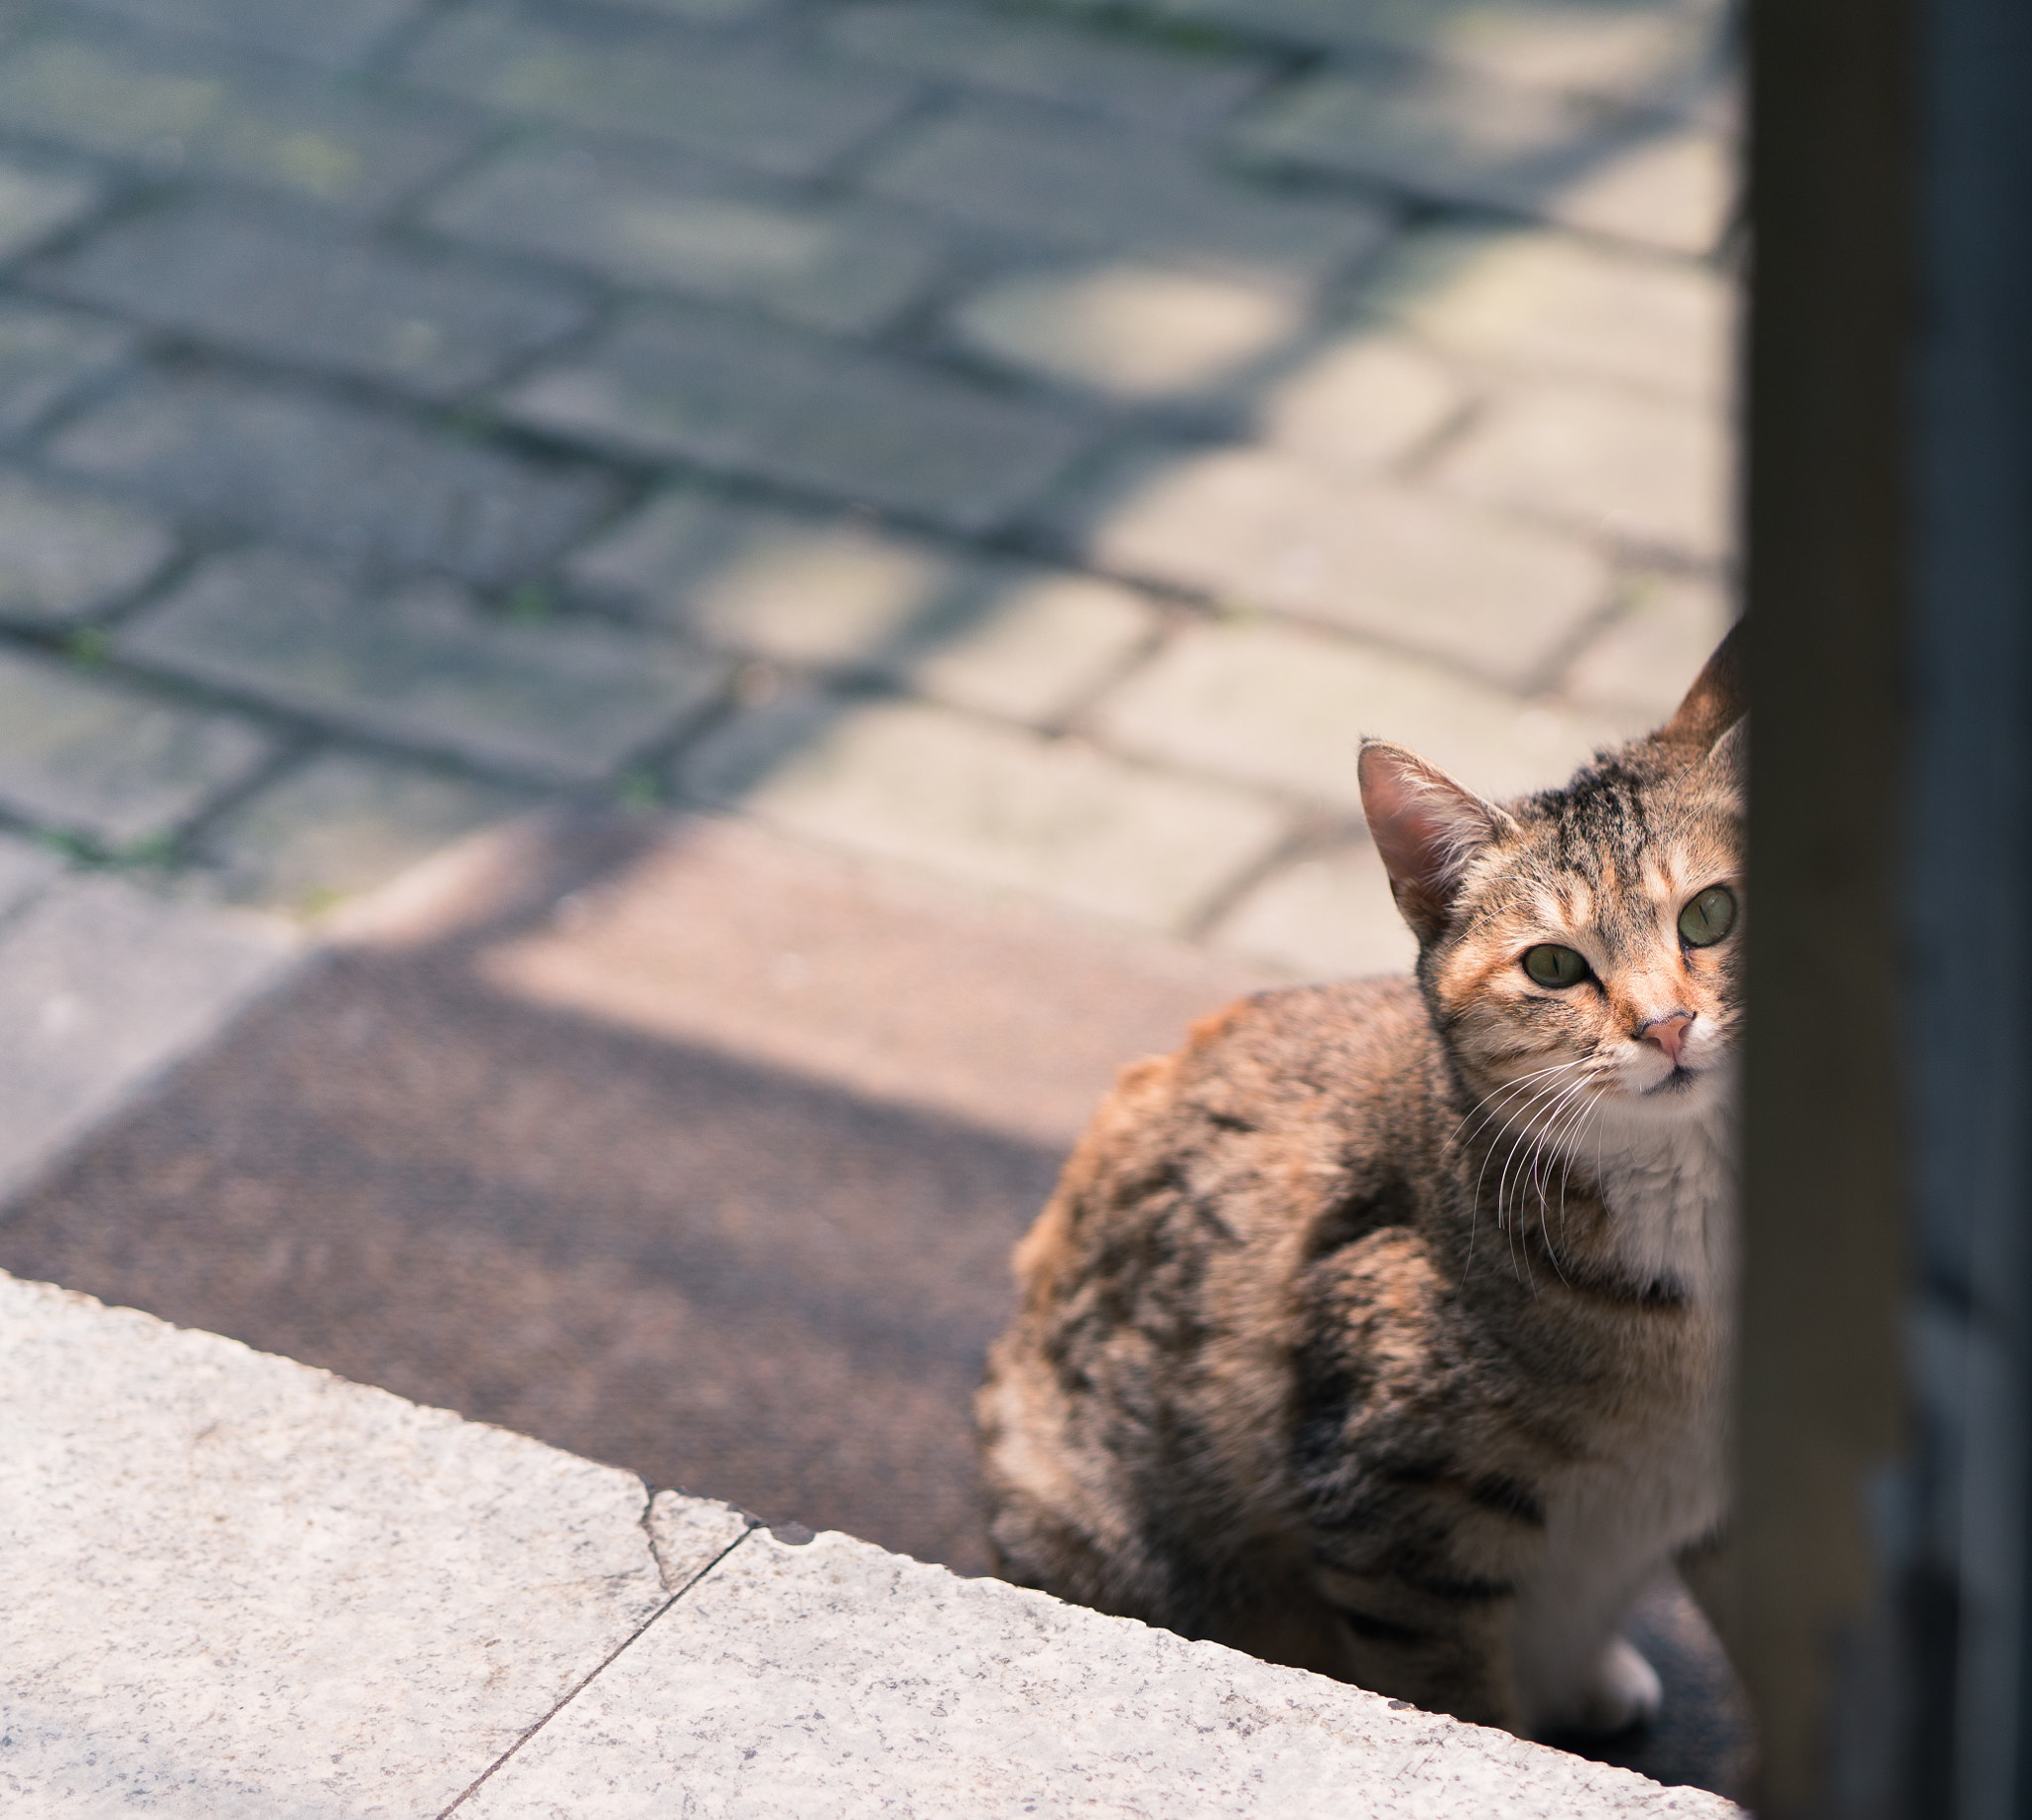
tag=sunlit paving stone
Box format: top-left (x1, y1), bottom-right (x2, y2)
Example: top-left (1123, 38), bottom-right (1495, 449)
top-left (680, 689), bottom-right (1294, 932)
top-left (1210, 837), bottom-right (1421, 980)
top-left (570, 485), bottom-right (1156, 724)
top-left (948, 260), bottom-right (1310, 403)
top-left (206, 750), bottom-right (529, 916)
top-left (1091, 617), bottom-right (1643, 809)
top-left (1232, 63), bottom-right (1732, 258)
top-left (1250, 328), bottom-right (1468, 475)
top-left (1360, 223), bottom-right (1733, 401)
top-left (1563, 574), bottom-right (1735, 720)
top-left (1433, 375), bottom-right (1732, 560)
top-left (1052, 0), bottom-right (1725, 105)
top-left (1057, 443), bottom-right (1610, 687)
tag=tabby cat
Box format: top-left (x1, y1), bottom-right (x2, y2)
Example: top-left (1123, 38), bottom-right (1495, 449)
top-left (976, 627), bottom-right (1744, 1738)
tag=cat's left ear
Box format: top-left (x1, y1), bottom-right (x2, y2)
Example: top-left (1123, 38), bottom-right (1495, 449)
top-left (1656, 617), bottom-right (1746, 751)
top-left (1358, 740), bottom-right (1515, 944)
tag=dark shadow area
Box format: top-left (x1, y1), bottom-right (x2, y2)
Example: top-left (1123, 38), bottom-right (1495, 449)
top-left (0, 938), bottom-right (1058, 1578)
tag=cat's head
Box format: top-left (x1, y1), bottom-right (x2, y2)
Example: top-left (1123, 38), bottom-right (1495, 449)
top-left (1358, 624), bottom-right (1745, 1129)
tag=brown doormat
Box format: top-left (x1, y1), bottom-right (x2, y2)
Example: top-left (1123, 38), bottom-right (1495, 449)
top-left (0, 809), bottom-right (1748, 1798)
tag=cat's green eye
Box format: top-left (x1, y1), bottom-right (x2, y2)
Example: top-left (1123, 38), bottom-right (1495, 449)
top-left (1677, 885), bottom-right (1737, 948)
top-left (1523, 945), bottom-right (1588, 988)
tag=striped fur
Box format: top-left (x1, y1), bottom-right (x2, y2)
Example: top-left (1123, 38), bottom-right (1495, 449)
top-left (976, 631), bottom-right (1745, 1738)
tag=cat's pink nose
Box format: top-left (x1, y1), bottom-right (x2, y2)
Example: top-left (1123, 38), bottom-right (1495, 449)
top-left (1639, 1013), bottom-right (1694, 1066)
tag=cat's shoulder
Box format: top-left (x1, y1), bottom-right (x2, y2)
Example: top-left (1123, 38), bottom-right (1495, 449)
top-left (1167, 974), bottom-right (1446, 1116)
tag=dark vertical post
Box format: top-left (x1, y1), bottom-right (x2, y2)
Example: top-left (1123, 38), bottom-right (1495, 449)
top-left (1739, 0), bottom-right (2032, 1812)
top-left (1737, 0), bottom-right (1911, 1812)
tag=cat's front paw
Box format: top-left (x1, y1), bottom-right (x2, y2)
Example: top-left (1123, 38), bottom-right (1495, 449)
top-left (1572, 1635), bottom-right (1663, 1736)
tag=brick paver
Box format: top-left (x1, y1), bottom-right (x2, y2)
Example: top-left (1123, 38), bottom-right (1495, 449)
top-left (1055, 444), bottom-right (1612, 688)
top-left (0, 0), bottom-right (1735, 977)
top-left (1089, 616), bottom-right (1636, 810)
top-left (33, 200), bottom-right (589, 400)
top-left (0, 472), bottom-right (174, 623)
top-left (120, 548), bottom-right (727, 785)
top-left (0, 645), bottom-right (272, 846)
top-left (66, 0), bottom-right (426, 69)
top-left (423, 141), bottom-right (945, 335)
top-left (821, 4), bottom-right (1273, 132)
top-left (680, 689), bottom-right (1293, 930)
top-left (49, 371), bottom-right (622, 585)
top-left (400, 5), bottom-right (913, 179)
top-left (503, 307), bottom-right (1092, 533)
top-left (0, 27), bottom-right (477, 215)
top-left (568, 485), bottom-right (1156, 722)
top-left (206, 749), bottom-right (529, 913)
top-left (867, 105), bottom-right (1394, 280)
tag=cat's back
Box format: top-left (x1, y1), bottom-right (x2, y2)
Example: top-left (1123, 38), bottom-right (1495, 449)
top-left (978, 975), bottom-right (1456, 1625)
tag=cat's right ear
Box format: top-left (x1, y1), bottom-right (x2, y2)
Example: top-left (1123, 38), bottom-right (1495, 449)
top-left (1656, 618), bottom-right (1746, 751)
top-left (1358, 741), bottom-right (1512, 944)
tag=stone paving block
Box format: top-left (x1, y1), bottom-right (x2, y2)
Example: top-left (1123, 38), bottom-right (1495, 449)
top-left (503, 307), bottom-right (1091, 535)
top-left (865, 104), bottom-right (1394, 282)
top-left (1539, 121), bottom-right (1734, 257)
top-left (0, 151), bottom-right (104, 265)
top-left (48, 371), bottom-right (621, 585)
top-left (1054, 0), bottom-right (1722, 104)
top-left (0, 831), bottom-right (64, 924)
top-left (0, 27), bottom-right (478, 216)
top-left (602, 0), bottom-right (779, 17)
top-left (570, 485), bottom-right (1156, 723)
top-left (1362, 222), bottom-right (1732, 402)
top-left (0, 299), bottom-right (133, 441)
top-left (1434, 376), bottom-right (1731, 560)
top-left (0, 1270), bottom-right (680, 1812)
top-left (208, 748), bottom-right (530, 914)
top-left (823, 3), bottom-right (1272, 131)
top-left (1231, 63), bottom-right (1731, 257)
top-left (649, 1492), bottom-right (759, 1591)
top-left (120, 548), bottom-right (729, 786)
top-left (34, 200), bottom-right (588, 401)
top-left (401, 3), bottom-right (914, 181)
top-left (680, 689), bottom-right (1292, 931)
top-left (1565, 573), bottom-right (1735, 719)
top-left (1251, 327), bottom-right (1468, 474)
top-left (1090, 618), bottom-right (1640, 808)
top-left (948, 260), bottom-right (1308, 403)
top-left (0, 645), bottom-right (273, 845)
top-left (0, 472), bottom-right (175, 624)
top-left (424, 140), bottom-right (944, 336)
top-left (60, 0), bottom-right (423, 68)
top-left (1057, 444), bottom-right (1610, 688)
top-left (460, 1518), bottom-right (1739, 1820)
top-left (1209, 835), bottom-right (1419, 980)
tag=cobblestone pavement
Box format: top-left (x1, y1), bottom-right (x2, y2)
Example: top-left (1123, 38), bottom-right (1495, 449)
top-left (0, 0), bottom-right (1736, 979)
